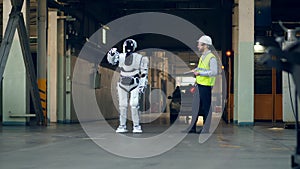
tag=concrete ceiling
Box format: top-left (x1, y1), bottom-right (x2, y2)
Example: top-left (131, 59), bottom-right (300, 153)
top-left (1, 0), bottom-right (299, 54)
top-left (50, 0), bottom-right (300, 49)
top-left (46, 0), bottom-right (232, 51)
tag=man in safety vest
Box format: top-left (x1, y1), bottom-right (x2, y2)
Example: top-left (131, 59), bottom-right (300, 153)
top-left (187, 35), bottom-right (218, 133)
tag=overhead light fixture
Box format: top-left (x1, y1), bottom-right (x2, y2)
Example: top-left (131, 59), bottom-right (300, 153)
top-left (254, 42), bottom-right (265, 53)
top-left (102, 28), bottom-right (106, 44)
top-left (189, 62), bottom-right (196, 66)
top-left (101, 25), bottom-right (110, 30)
top-left (100, 24), bottom-right (109, 45)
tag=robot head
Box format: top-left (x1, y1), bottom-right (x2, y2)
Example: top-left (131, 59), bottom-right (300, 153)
top-left (123, 39), bottom-right (137, 53)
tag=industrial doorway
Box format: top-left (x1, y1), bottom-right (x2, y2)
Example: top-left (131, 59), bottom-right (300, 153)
top-left (254, 53), bottom-right (282, 121)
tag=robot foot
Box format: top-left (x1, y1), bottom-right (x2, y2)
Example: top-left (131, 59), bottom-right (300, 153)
top-left (116, 125), bottom-right (128, 133)
top-left (133, 125), bottom-right (143, 133)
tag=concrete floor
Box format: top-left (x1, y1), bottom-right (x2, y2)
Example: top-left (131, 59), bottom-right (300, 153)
top-left (0, 118), bottom-right (297, 169)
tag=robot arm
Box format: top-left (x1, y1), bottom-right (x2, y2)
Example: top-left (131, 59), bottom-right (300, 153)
top-left (107, 48), bottom-right (119, 65)
top-left (138, 56), bottom-right (149, 93)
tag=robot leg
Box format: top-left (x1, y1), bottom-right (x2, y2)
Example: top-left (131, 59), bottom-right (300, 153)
top-left (117, 84), bottom-right (129, 127)
top-left (130, 87), bottom-right (142, 133)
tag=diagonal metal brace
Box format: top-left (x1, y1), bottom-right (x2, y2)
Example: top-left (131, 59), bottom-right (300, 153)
top-left (0, 0), bottom-right (45, 125)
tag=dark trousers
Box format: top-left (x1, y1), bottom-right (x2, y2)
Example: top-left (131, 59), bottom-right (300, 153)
top-left (189, 84), bottom-right (212, 132)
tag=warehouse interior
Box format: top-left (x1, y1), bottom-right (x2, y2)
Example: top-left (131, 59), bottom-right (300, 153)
top-left (0, 0), bottom-right (299, 125)
top-left (1, 0), bottom-right (300, 169)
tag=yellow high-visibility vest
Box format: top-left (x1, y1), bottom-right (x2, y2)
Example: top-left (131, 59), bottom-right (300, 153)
top-left (196, 53), bottom-right (216, 86)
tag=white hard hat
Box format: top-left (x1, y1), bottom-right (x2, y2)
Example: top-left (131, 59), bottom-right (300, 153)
top-left (197, 35), bottom-right (212, 45)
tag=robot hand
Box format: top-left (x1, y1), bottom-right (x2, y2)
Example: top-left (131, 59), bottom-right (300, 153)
top-left (138, 76), bottom-right (148, 93)
top-left (138, 86), bottom-right (146, 93)
top-left (108, 48), bottom-right (118, 57)
top-left (107, 48), bottom-right (119, 65)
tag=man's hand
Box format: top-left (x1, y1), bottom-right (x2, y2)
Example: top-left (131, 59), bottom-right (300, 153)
top-left (193, 71), bottom-right (200, 76)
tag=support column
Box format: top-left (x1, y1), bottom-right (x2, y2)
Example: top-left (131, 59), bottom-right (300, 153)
top-left (2, 0), bottom-right (29, 125)
top-left (37, 0), bottom-right (48, 123)
top-left (232, 0), bottom-right (239, 122)
top-left (57, 12), bottom-right (66, 123)
top-left (234, 0), bottom-right (255, 125)
top-left (65, 44), bottom-right (72, 123)
top-left (47, 9), bottom-right (58, 122)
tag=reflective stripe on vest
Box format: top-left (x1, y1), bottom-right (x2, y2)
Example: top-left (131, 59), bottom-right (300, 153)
top-left (196, 53), bottom-right (216, 86)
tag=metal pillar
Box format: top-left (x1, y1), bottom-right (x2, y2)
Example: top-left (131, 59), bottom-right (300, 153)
top-left (0, 0), bottom-right (45, 125)
top-left (65, 44), bottom-right (73, 123)
top-left (37, 0), bottom-right (48, 123)
top-left (232, 0), bottom-right (239, 122)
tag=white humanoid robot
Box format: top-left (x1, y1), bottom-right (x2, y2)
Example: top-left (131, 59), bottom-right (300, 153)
top-left (107, 39), bottom-right (149, 133)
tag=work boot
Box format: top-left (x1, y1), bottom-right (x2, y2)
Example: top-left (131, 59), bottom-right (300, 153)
top-left (188, 128), bottom-right (197, 133)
